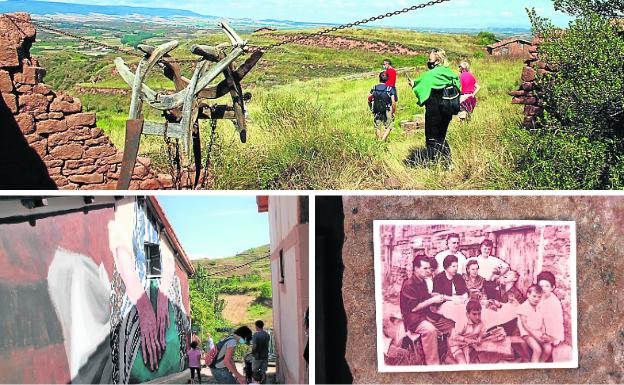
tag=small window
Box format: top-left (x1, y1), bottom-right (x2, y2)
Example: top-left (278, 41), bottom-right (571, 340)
top-left (278, 249), bottom-right (285, 284)
top-left (145, 243), bottom-right (162, 277)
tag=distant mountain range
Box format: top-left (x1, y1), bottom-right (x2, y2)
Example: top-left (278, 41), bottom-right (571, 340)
top-left (0, 0), bottom-right (530, 35)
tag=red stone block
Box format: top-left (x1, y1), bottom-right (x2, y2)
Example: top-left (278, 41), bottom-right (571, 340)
top-left (68, 174), bottom-right (104, 184)
top-left (50, 97), bottom-right (82, 114)
top-left (45, 159), bottom-right (64, 168)
top-left (1, 92), bottom-right (17, 114)
top-left (66, 112), bottom-right (96, 128)
top-left (90, 127), bottom-right (104, 138)
top-left (15, 113), bottom-right (34, 134)
top-left (85, 145), bottom-right (116, 158)
top-left (0, 44), bottom-right (19, 68)
top-left (521, 82), bottom-right (534, 91)
top-left (49, 143), bottom-right (84, 160)
top-left (33, 84), bottom-right (52, 95)
top-left (521, 67), bottom-right (536, 82)
top-left (47, 132), bottom-right (69, 147)
top-left (83, 182), bottom-right (117, 190)
top-left (29, 139), bottom-right (48, 157)
top-left (36, 119), bottom-right (67, 134)
top-left (511, 97), bottom-right (526, 105)
top-left (18, 93), bottom-right (49, 113)
top-left (13, 66), bottom-right (46, 85)
top-left (65, 159), bottom-right (95, 169)
top-left (62, 165), bottom-right (98, 176)
top-left (34, 113), bottom-right (49, 120)
top-left (85, 136), bottom-right (109, 146)
top-left (537, 69), bottom-right (549, 76)
top-left (48, 112), bottom-right (64, 119)
top-left (508, 90), bottom-right (527, 97)
top-left (51, 175), bottom-right (69, 188)
top-left (140, 178), bottom-right (162, 190)
top-left (0, 70), bottom-right (12, 92)
top-left (16, 84), bottom-right (32, 93)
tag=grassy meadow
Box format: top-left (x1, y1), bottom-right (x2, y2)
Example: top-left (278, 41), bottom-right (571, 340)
top-left (37, 28), bottom-right (528, 189)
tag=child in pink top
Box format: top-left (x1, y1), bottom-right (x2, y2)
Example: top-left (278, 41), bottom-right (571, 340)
top-left (458, 61), bottom-right (481, 123)
top-left (188, 341), bottom-right (203, 383)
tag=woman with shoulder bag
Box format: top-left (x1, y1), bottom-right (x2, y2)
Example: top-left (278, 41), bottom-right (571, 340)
top-left (409, 48), bottom-right (461, 165)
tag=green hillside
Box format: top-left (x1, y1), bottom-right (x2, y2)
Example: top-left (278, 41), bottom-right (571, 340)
top-left (35, 25), bottom-right (527, 189)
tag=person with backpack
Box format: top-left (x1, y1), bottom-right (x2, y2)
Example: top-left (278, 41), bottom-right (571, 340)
top-left (368, 71), bottom-right (397, 141)
top-left (207, 326), bottom-right (253, 384)
top-left (408, 48), bottom-right (460, 164)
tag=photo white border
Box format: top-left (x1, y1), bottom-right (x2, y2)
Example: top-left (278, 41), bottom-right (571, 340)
top-left (373, 220), bottom-right (579, 373)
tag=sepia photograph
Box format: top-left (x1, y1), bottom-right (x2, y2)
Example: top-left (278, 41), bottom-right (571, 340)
top-left (374, 220), bottom-right (578, 372)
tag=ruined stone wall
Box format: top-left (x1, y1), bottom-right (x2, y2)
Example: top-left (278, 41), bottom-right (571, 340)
top-left (0, 13), bottom-right (184, 190)
top-left (509, 37), bottom-right (557, 129)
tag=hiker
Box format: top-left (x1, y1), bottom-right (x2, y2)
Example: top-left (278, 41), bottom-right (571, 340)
top-left (408, 48), bottom-right (460, 164)
top-left (383, 59), bottom-right (398, 102)
top-left (368, 71), bottom-right (397, 141)
top-left (458, 61), bottom-right (481, 123)
top-left (188, 341), bottom-right (203, 384)
top-left (205, 332), bottom-right (215, 352)
top-left (251, 320), bottom-right (270, 383)
top-left (209, 326), bottom-right (253, 384)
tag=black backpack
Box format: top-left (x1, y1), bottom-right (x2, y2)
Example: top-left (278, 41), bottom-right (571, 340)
top-left (371, 85), bottom-right (391, 117)
top-left (440, 84), bottom-right (461, 116)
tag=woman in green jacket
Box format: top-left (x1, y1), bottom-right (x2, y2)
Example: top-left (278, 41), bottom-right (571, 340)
top-left (409, 48), bottom-right (460, 164)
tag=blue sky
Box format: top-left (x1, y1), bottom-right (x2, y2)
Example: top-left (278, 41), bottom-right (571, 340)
top-left (32, 0), bottom-right (572, 28)
top-left (157, 196), bottom-right (269, 260)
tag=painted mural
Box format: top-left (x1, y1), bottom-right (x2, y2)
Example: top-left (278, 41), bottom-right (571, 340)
top-left (0, 198), bottom-right (191, 384)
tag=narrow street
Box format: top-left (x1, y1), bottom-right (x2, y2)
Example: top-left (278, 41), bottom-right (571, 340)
top-left (145, 363), bottom-right (277, 384)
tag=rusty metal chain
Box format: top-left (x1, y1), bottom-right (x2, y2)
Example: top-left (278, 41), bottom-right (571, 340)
top-left (200, 115), bottom-right (219, 190)
top-left (253, 0), bottom-right (453, 52)
top-left (163, 124), bottom-right (183, 189)
top-left (8, 0), bottom-right (452, 61)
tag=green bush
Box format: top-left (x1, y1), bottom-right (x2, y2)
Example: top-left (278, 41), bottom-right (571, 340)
top-left (476, 31), bottom-right (497, 46)
top-left (259, 282), bottom-right (272, 299)
top-left (517, 8), bottom-right (624, 188)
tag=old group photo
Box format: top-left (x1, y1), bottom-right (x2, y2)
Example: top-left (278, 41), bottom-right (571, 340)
top-left (374, 220), bottom-right (578, 372)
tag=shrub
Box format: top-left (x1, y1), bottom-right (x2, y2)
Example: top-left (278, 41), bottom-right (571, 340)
top-left (518, 9), bottom-right (624, 188)
top-left (259, 282), bottom-right (272, 299)
top-left (476, 31), bottom-right (497, 46)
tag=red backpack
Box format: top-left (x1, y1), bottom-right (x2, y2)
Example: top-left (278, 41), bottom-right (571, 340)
top-left (204, 337), bottom-right (234, 368)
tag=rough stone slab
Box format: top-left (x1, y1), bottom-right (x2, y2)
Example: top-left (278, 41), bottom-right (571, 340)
top-left (85, 145), bottom-right (116, 158)
top-left (13, 66), bottom-right (45, 85)
top-left (66, 112), bottom-right (96, 128)
top-left (15, 113), bottom-right (34, 134)
top-left (68, 173), bottom-right (104, 184)
top-left (33, 84), bottom-right (52, 95)
top-left (36, 119), bottom-right (67, 134)
top-left (341, 196), bottom-right (624, 384)
top-left (521, 67), bottom-right (536, 82)
top-left (139, 178), bottom-right (162, 190)
top-left (49, 97), bottom-right (81, 114)
top-left (0, 44), bottom-right (19, 68)
top-left (49, 143), bottom-right (83, 160)
top-left (2, 92), bottom-right (17, 113)
top-left (0, 70), bottom-right (13, 92)
top-left (18, 93), bottom-right (49, 113)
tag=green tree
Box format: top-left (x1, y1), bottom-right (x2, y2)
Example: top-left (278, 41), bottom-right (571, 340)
top-left (476, 31), bottom-right (497, 46)
top-left (516, 7), bottom-right (624, 188)
top-left (552, 0), bottom-right (624, 17)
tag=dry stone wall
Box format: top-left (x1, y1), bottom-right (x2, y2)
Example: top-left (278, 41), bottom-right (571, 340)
top-left (0, 13), bottom-right (192, 190)
top-left (509, 37), bottom-right (556, 129)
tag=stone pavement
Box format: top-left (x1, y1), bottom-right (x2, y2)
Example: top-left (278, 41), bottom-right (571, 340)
top-left (145, 363), bottom-right (277, 384)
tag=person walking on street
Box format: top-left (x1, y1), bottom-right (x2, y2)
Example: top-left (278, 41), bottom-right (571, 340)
top-left (409, 48), bottom-right (460, 164)
top-left (251, 320), bottom-right (271, 383)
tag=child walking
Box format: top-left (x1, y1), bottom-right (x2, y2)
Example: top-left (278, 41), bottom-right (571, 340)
top-left (188, 341), bottom-right (203, 384)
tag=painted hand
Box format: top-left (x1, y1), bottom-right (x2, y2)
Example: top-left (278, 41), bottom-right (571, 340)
top-left (137, 293), bottom-right (162, 371)
top-left (156, 290), bottom-right (171, 349)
